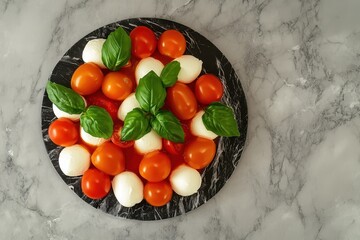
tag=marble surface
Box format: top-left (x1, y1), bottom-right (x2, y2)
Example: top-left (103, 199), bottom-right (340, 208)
top-left (1, 0), bottom-right (360, 239)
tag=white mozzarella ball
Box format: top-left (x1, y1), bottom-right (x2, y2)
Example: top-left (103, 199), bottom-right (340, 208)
top-left (117, 93), bottom-right (140, 121)
top-left (59, 144), bottom-right (90, 177)
top-left (112, 171), bottom-right (144, 207)
top-left (190, 110), bottom-right (218, 140)
top-left (80, 127), bottom-right (109, 146)
top-left (82, 38), bottom-right (106, 68)
top-left (174, 55), bottom-right (203, 84)
top-left (135, 57), bottom-right (164, 84)
top-left (170, 165), bottom-right (202, 196)
top-left (134, 129), bottom-right (162, 154)
top-left (52, 97), bottom-right (87, 122)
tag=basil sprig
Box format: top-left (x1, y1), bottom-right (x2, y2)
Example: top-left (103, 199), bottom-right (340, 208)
top-left (122, 68), bottom-right (185, 142)
top-left (151, 110), bottom-right (184, 143)
top-left (102, 26), bottom-right (131, 71)
top-left (46, 81), bottom-right (85, 114)
top-left (121, 108), bottom-right (151, 141)
top-left (160, 61), bottom-right (181, 87)
top-left (202, 102), bottom-right (240, 137)
top-left (135, 71), bottom-right (166, 115)
top-left (80, 106), bottom-right (114, 139)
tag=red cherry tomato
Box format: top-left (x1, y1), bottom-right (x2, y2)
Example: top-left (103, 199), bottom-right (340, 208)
top-left (166, 83), bottom-right (197, 120)
top-left (130, 26), bottom-right (157, 59)
top-left (91, 142), bottom-right (125, 176)
top-left (139, 151), bottom-right (171, 182)
top-left (85, 91), bottom-right (120, 120)
top-left (81, 168), bottom-right (111, 199)
top-left (48, 118), bottom-right (79, 147)
top-left (158, 30), bottom-right (186, 58)
top-left (102, 71), bottom-right (133, 101)
top-left (163, 139), bottom-right (184, 155)
top-left (71, 63), bottom-right (104, 95)
top-left (144, 181), bottom-right (173, 207)
top-left (183, 137), bottom-right (216, 169)
top-left (111, 124), bottom-right (134, 148)
top-left (195, 74), bottom-right (224, 105)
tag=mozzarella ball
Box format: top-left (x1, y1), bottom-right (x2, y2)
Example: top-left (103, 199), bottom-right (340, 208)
top-left (174, 55), bottom-right (203, 84)
top-left (82, 38), bottom-right (106, 68)
top-left (112, 171), bottom-right (144, 207)
top-left (117, 93), bottom-right (140, 121)
top-left (190, 111), bottom-right (218, 140)
top-left (134, 129), bottom-right (162, 154)
top-left (52, 97), bottom-right (87, 122)
top-left (59, 144), bottom-right (90, 177)
top-left (170, 165), bottom-right (202, 196)
top-left (135, 57), bottom-right (164, 84)
top-left (80, 127), bottom-right (109, 147)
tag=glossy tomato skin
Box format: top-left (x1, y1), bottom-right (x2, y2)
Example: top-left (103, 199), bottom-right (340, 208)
top-left (71, 63), bottom-right (104, 95)
top-left (102, 72), bottom-right (133, 101)
top-left (183, 137), bottom-right (216, 169)
top-left (130, 26), bottom-right (157, 59)
top-left (48, 118), bottom-right (79, 147)
top-left (111, 123), bottom-right (134, 148)
top-left (81, 168), bottom-right (111, 199)
top-left (195, 74), bottom-right (224, 105)
top-left (158, 30), bottom-right (186, 58)
top-left (139, 151), bottom-right (171, 182)
top-left (166, 83), bottom-right (197, 120)
top-left (91, 142), bottom-right (125, 176)
top-left (144, 181), bottom-right (173, 207)
top-left (162, 139), bottom-right (184, 155)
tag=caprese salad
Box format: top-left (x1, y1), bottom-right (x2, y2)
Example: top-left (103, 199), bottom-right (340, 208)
top-left (46, 25), bottom-right (240, 208)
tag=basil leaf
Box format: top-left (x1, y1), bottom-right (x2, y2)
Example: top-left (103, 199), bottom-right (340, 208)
top-left (46, 81), bottom-right (85, 114)
top-left (101, 26), bottom-right (131, 71)
top-left (151, 110), bottom-right (184, 143)
top-left (160, 61), bottom-right (181, 87)
top-left (135, 71), bottom-right (166, 115)
top-left (121, 108), bottom-right (151, 141)
top-left (202, 102), bottom-right (240, 137)
top-left (80, 106), bottom-right (113, 139)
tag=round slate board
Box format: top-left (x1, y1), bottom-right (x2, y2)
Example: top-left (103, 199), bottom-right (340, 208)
top-left (41, 18), bottom-right (248, 220)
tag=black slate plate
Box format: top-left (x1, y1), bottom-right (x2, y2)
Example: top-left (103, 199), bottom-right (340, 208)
top-left (41, 18), bottom-right (248, 220)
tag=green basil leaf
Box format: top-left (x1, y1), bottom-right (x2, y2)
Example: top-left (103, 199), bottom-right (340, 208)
top-left (160, 61), bottom-right (181, 87)
top-left (101, 26), bottom-right (131, 71)
top-left (202, 102), bottom-right (240, 137)
top-left (135, 71), bottom-right (166, 115)
top-left (80, 106), bottom-right (113, 139)
top-left (46, 81), bottom-right (85, 114)
top-left (151, 110), bottom-right (184, 143)
top-left (121, 108), bottom-right (151, 141)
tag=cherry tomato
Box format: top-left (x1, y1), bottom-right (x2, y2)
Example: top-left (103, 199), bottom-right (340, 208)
top-left (144, 181), bottom-right (173, 207)
top-left (163, 139), bottom-right (184, 155)
top-left (151, 50), bottom-right (173, 65)
top-left (102, 72), bottom-right (133, 101)
top-left (85, 91), bottom-right (120, 120)
top-left (71, 63), bottom-right (104, 95)
top-left (158, 30), bottom-right (186, 58)
top-left (139, 151), bottom-right (171, 182)
top-left (48, 118), bottom-right (79, 147)
top-left (195, 74), bottom-right (224, 105)
top-left (130, 26), bottom-right (157, 59)
top-left (81, 168), bottom-right (111, 199)
top-left (183, 137), bottom-right (216, 169)
top-left (91, 142), bottom-right (125, 176)
top-left (166, 83), bottom-right (197, 120)
top-left (111, 123), bottom-right (134, 148)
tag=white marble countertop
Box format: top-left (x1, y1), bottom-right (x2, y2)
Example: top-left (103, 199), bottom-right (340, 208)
top-left (1, 0), bottom-right (360, 239)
